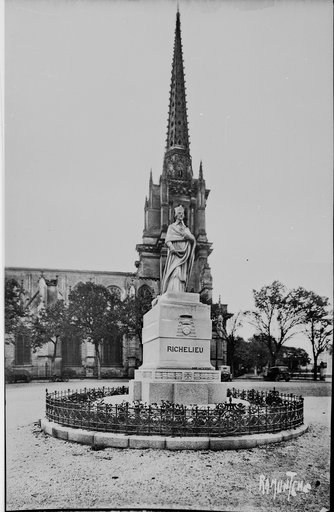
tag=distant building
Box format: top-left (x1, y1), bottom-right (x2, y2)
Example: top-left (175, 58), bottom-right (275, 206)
top-left (5, 268), bottom-right (141, 378)
top-left (5, 11), bottom-right (230, 379)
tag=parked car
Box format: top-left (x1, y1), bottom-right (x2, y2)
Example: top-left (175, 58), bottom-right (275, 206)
top-left (49, 372), bottom-right (70, 382)
top-left (6, 368), bottom-right (32, 383)
top-left (263, 366), bottom-right (291, 382)
top-left (219, 365), bottom-right (232, 382)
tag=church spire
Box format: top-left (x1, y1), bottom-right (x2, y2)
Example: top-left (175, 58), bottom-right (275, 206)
top-left (199, 160), bottom-right (203, 180)
top-left (163, 10), bottom-right (192, 179)
top-left (165, 10), bottom-right (189, 153)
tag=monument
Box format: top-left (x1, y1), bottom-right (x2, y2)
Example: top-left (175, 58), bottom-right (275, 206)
top-left (129, 205), bottom-right (228, 405)
top-left (129, 10), bottom-right (229, 405)
top-left (39, 8), bottom-right (307, 454)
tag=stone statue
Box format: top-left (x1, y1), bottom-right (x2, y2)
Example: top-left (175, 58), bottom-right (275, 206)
top-left (161, 205), bottom-right (196, 294)
top-left (216, 314), bottom-right (227, 339)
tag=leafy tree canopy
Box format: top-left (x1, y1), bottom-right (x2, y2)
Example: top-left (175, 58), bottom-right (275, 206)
top-left (298, 289), bottom-right (333, 380)
top-left (277, 346), bottom-right (310, 371)
top-left (29, 300), bottom-right (72, 362)
top-left (68, 282), bottom-right (122, 344)
top-left (246, 280), bottom-right (308, 365)
top-left (120, 292), bottom-right (153, 342)
top-left (68, 282), bottom-right (124, 378)
top-left (234, 336), bottom-right (270, 373)
top-left (4, 278), bottom-right (27, 335)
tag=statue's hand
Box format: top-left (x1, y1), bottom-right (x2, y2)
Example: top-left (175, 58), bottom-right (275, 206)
top-left (184, 232), bottom-right (194, 241)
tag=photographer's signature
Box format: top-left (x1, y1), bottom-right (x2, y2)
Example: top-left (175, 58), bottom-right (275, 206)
top-left (259, 472), bottom-right (311, 501)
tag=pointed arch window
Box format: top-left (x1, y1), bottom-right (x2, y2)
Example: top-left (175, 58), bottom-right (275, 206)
top-left (108, 286), bottom-right (122, 300)
top-left (15, 326), bottom-right (31, 365)
top-left (101, 327), bottom-right (122, 366)
top-left (62, 335), bottom-right (82, 367)
top-left (138, 285), bottom-right (153, 302)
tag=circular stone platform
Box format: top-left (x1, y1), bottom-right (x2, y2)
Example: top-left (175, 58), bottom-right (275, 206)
top-left (40, 417), bottom-right (308, 450)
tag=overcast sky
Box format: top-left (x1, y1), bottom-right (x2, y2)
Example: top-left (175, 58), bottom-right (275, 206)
top-left (5, 0), bottom-right (333, 352)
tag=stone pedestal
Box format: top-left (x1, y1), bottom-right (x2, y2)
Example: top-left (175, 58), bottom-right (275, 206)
top-left (129, 292), bottom-right (228, 405)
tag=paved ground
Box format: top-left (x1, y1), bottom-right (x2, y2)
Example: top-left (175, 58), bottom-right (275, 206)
top-left (6, 379), bottom-right (127, 429)
top-left (5, 379), bottom-right (332, 511)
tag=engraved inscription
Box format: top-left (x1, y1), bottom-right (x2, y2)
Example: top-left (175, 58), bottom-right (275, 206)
top-left (155, 371), bottom-right (183, 380)
top-left (166, 346), bottom-right (203, 353)
top-left (193, 372), bottom-right (220, 381)
top-left (150, 370), bottom-right (220, 382)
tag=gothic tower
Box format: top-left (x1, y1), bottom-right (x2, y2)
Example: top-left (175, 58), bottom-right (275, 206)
top-left (136, 10), bottom-right (213, 301)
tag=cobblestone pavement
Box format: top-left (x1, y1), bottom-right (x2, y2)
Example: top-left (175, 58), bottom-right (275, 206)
top-left (5, 380), bottom-right (331, 511)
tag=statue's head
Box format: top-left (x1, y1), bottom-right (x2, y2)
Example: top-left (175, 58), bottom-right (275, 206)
top-left (174, 204), bottom-right (185, 220)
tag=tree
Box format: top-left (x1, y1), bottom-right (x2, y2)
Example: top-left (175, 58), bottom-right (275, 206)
top-left (233, 336), bottom-right (270, 375)
top-left (233, 339), bottom-right (252, 374)
top-left (4, 278), bottom-right (27, 336)
top-left (117, 290), bottom-right (153, 369)
top-left (120, 292), bottom-right (153, 343)
top-left (277, 346), bottom-right (310, 372)
top-left (248, 335), bottom-right (271, 371)
top-left (29, 300), bottom-right (72, 374)
top-left (222, 312), bottom-right (244, 377)
top-left (300, 290), bottom-right (333, 381)
top-left (68, 282), bottom-right (123, 379)
top-left (246, 281), bottom-right (307, 366)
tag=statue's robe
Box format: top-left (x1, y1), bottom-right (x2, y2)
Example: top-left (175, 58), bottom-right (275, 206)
top-left (161, 221), bottom-right (196, 294)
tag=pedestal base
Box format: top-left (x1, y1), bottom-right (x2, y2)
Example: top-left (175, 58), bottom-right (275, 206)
top-left (140, 291), bottom-right (213, 370)
top-left (130, 292), bottom-right (226, 405)
top-left (129, 379), bottom-right (228, 405)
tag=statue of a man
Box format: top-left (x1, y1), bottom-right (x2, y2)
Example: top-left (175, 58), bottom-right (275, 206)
top-left (216, 314), bottom-right (227, 339)
top-left (161, 205), bottom-right (196, 294)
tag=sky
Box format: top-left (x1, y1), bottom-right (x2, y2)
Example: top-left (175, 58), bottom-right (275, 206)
top-left (4, 0), bottom-right (333, 353)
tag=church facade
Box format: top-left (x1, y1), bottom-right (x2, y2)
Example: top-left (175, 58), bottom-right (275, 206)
top-left (5, 11), bottom-right (229, 379)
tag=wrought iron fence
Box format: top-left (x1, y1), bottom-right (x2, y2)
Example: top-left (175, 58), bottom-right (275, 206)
top-left (45, 386), bottom-right (304, 437)
top-left (227, 387), bottom-right (303, 407)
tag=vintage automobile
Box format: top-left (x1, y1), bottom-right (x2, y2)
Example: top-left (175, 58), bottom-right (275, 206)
top-left (49, 372), bottom-right (70, 382)
top-left (263, 366), bottom-right (291, 382)
top-left (219, 365), bottom-right (232, 382)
